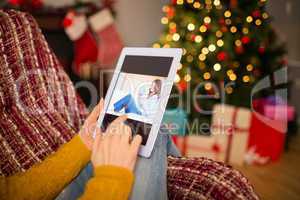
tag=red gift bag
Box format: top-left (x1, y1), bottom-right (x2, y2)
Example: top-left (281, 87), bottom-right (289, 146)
top-left (248, 114), bottom-right (286, 163)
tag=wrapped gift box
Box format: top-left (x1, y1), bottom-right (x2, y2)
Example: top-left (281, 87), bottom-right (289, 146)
top-left (162, 108), bottom-right (187, 136)
top-left (211, 104), bottom-right (252, 165)
top-left (175, 104), bottom-right (251, 165)
top-left (175, 135), bottom-right (226, 162)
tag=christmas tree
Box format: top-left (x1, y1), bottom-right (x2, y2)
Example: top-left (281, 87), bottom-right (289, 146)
top-left (154, 0), bottom-right (286, 124)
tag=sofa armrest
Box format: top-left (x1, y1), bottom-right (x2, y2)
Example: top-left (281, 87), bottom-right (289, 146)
top-left (167, 156), bottom-right (259, 200)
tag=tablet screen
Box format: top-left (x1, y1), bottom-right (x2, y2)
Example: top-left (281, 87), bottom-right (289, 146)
top-left (101, 55), bottom-right (173, 145)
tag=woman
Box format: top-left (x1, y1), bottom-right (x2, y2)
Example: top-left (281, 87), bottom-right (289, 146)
top-left (0, 100), bottom-right (178, 200)
top-left (113, 79), bottom-right (162, 120)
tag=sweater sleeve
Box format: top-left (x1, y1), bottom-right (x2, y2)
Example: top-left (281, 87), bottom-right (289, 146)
top-left (0, 135), bottom-right (91, 200)
top-left (79, 165), bottom-right (134, 200)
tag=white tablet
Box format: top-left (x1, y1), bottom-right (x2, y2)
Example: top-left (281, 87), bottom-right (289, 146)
top-left (96, 47), bottom-right (182, 157)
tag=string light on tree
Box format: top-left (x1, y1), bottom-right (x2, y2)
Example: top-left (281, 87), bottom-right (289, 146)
top-left (246, 16), bottom-right (253, 23)
top-left (213, 0), bottom-right (220, 6)
top-left (243, 75), bottom-right (250, 83)
top-left (161, 17), bottom-right (168, 24)
top-left (213, 63), bottom-right (221, 71)
top-left (172, 33), bottom-right (180, 41)
top-left (255, 19), bottom-right (262, 26)
top-left (216, 30), bottom-right (223, 37)
top-left (198, 53), bottom-right (206, 61)
top-left (176, 0), bottom-right (184, 5)
top-left (227, 69), bottom-right (234, 76)
top-left (208, 44), bottom-right (216, 52)
top-left (224, 10), bottom-right (231, 18)
top-left (204, 16), bottom-right (211, 24)
top-left (262, 12), bottom-right (269, 19)
top-left (205, 83), bottom-right (213, 90)
top-left (194, 35), bottom-right (203, 43)
top-left (226, 86), bottom-right (233, 94)
top-left (169, 22), bottom-right (176, 29)
top-left (178, 63), bottom-right (183, 70)
top-left (242, 27), bottom-right (249, 34)
top-left (184, 74), bottom-right (192, 82)
top-left (230, 26), bottom-right (237, 33)
top-left (187, 23), bottom-right (195, 31)
top-left (225, 19), bottom-right (232, 25)
top-left (166, 34), bottom-right (172, 41)
top-left (235, 39), bottom-right (242, 46)
top-left (202, 47), bottom-right (209, 54)
top-left (162, 5), bottom-right (169, 12)
top-left (203, 72), bottom-right (211, 80)
top-left (246, 64), bottom-right (254, 71)
top-left (217, 39), bottom-right (224, 47)
top-left (199, 25), bottom-right (207, 32)
top-left (193, 2), bottom-right (201, 8)
top-left (229, 73), bottom-right (237, 81)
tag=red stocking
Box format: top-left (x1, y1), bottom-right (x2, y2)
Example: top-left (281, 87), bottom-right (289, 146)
top-left (64, 11), bottom-right (98, 75)
top-left (89, 9), bottom-right (123, 68)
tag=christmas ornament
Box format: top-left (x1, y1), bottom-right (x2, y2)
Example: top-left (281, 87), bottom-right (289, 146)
top-left (217, 51), bottom-right (228, 61)
top-left (252, 10), bottom-right (261, 18)
top-left (235, 46), bottom-right (244, 54)
top-left (167, 7), bottom-right (175, 18)
top-left (178, 80), bottom-right (187, 92)
top-left (241, 36), bottom-right (251, 44)
top-left (218, 18), bottom-right (225, 25)
top-left (258, 45), bottom-right (265, 54)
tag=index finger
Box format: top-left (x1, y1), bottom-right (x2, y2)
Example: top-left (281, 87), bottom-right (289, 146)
top-left (107, 115), bottom-right (128, 129)
top-left (130, 134), bottom-right (142, 155)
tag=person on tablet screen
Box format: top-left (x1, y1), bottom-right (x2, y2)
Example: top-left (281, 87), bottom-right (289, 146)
top-left (113, 79), bottom-right (161, 119)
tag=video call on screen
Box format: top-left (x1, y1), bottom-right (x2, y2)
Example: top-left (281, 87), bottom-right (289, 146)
top-left (102, 55), bottom-right (173, 145)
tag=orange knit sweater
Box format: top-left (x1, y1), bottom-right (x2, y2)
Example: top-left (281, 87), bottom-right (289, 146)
top-left (0, 135), bottom-right (134, 200)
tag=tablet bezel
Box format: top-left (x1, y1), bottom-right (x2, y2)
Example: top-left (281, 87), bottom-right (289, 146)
top-left (96, 47), bottom-right (182, 158)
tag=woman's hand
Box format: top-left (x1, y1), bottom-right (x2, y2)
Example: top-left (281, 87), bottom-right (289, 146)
top-left (79, 99), bottom-right (104, 150)
top-left (91, 115), bottom-right (142, 171)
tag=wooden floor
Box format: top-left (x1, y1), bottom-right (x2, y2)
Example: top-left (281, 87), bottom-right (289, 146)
top-left (235, 134), bottom-right (300, 200)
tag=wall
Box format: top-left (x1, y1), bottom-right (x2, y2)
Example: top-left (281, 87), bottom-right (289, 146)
top-left (267, 0), bottom-right (300, 63)
top-left (114, 0), bottom-right (166, 47)
top-left (267, 0), bottom-right (300, 116)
